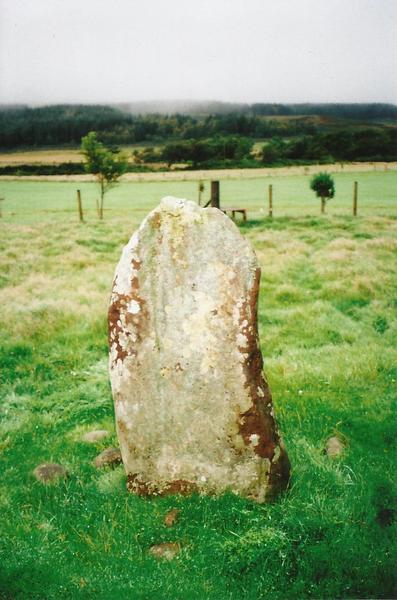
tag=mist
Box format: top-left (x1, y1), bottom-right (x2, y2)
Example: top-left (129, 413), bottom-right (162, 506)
top-left (1, 0), bottom-right (396, 106)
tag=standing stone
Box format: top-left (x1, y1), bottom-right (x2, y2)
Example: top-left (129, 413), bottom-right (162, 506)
top-left (108, 197), bottom-right (290, 503)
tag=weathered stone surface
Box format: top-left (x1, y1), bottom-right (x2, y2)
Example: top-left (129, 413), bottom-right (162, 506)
top-left (33, 463), bottom-right (68, 484)
top-left (109, 197), bottom-right (290, 502)
top-left (325, 436), bottom-right (344, 457)
top-left (92, 447), bottom-right (122, 468)
top-left (82, 429), bottom-right (110, 443)
top-left (149, 542), bottom-right (181, 560)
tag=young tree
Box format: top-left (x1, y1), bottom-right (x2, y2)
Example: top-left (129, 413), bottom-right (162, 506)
top-left (81, 131), bottom-right (128, 219)
top-left (261, 138), bottom-right (286, 164)
top-left (310, 172), bottom-right (335, 214)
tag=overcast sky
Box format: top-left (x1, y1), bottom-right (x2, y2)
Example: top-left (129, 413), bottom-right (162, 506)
top-left (0, 0), bottom-right (396, 106)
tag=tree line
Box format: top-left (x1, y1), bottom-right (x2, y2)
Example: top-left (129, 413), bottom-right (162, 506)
top-left (143, 136), bottom-right (254, 168)
top-left (261, 128), bottom-right (397, 164)
top-left (133, 127), bottom-right (397, 168)
top-left (116, 100), bottom-right (397, 119)
top-left (0, 105), bottom-right (316, 148)
top-left (1, 103), bottom-right (396, 150)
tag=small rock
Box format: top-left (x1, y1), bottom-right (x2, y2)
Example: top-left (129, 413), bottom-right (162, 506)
top-left (376, 507), bottom-right (395, 527)
top-left (164, 508), bottom-right (180, 527)
top-left (93, 447), bottom-right (122, 468)
top-left (82, 429), bottom-right (110, 443)
top-left (149, 542), bottom-right (180, 560)
top-left (325, 436), bottom-right (344, 457)
top-left (33, 463), bottom-right (68, 483)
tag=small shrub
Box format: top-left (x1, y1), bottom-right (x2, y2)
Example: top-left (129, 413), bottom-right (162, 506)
top-left (310, 173), bottom-right (335, 214)
top-left (373, 316), bottom-right (389, 334)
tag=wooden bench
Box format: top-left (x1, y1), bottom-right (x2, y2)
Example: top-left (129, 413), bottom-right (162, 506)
top-left (221, 207), bottom-right (247, 221)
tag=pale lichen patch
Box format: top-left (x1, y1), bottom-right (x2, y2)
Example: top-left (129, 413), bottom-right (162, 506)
top-left (127, 299), bottom-right (140, 314)
top-left (249, 433), bottom-right (260, 447)
top-left (112, 231), bottom-right (141, 295)
top-left (237, 333), bottom-right (248, 348)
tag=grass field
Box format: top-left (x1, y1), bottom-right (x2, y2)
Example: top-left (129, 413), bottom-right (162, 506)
top-left (0, 146), bottom-right (150, 166)
top-left (1, 170), bottom-right (396, 223)
top-left (0, 148), bottom-right (84, 165)
top-left (0, 173), bottom-right (396, 599)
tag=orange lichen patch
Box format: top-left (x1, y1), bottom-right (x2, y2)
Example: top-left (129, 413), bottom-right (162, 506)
top-left (131, 258), bottom-right (141, 272)
top-left (108, 255), bottom-right (148, 367)
top-left (162, 479), bottom-right (197, 495)
top-left (237, 267), bottom-right (290, 495)
top-left (116, 418), bottom-right (128, 435)
top-left (127, 474), bottom-right (197, 497)
top-left (108, 292), bottom-right (130, 363)
top-left (148, 211), bottom-right (162, 229)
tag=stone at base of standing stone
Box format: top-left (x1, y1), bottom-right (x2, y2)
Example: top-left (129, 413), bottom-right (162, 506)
top-left (82, 429), bottom-right (110, 443)
top-left (33, 463), bottom-right (68, 484)
top-left (325, 436), bottom-right (345, 457)
top-left (164, 509), bottom-right (180, 527)
top-left (149, 542), bottom-right (181, 560)
top-left (109, 197), bottom-right (290, 502)
top-left (93, 447), bottom-right (122, 468)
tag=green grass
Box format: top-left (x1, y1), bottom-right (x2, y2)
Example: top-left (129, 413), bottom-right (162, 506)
top-left (0, 175), bottom-right (396, 599)
top-left (0, 170), bottom-right (396, 224)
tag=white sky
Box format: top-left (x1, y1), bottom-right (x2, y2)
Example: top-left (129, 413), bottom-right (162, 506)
top-left (0, 0), bottom-right (396, 105)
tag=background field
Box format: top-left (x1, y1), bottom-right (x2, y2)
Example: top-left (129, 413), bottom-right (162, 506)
top-left (1, 170), bottom-right (397, 224)
top-left (0, 146), bottom-right (152, 166)
top-left (0, 148), bottom-right (84, 165)
top-left (0, 172), bottom-right (396, 599)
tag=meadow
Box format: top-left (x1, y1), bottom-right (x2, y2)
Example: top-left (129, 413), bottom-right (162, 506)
top-left (1, 169), bottom-right (397, 223)
top-left (0, 172), bottom-right (396, 599)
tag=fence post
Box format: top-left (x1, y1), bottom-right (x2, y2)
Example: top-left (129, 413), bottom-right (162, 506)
top-left (268, 184), bottom-right (273, 218)
top-left (353, 181), bottom-right (358, 216)
top-left (198, 181), bottom-right (204, 206)
top-left (210, 181), bottom-right (220, 209)
top-left (77, 189), bottom-right (84, 222)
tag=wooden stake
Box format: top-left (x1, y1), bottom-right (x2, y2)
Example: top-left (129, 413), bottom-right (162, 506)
top-left (77, 189), bottom-right (84, 222)
top-left (198, 181), bottom-right (204, 206)
top-left (353, 181), bottom-right (358, 216)
top-left (210, 181), bottom-right (220, 209)
top-left (268, 184), bottom-right (273, 218)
